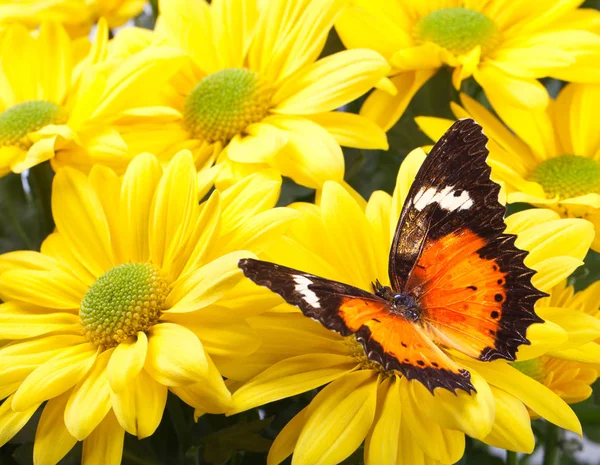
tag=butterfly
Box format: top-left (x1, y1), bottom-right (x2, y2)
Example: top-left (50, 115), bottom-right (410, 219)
top-left (238, 118), bottom-right (545, 394)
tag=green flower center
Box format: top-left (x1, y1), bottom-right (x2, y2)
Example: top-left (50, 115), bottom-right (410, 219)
top-left (511, 359), bottom-right (545, 383)
top-left (183, 68), bottom-right (274, 144)
top-left (414, 7), bottom-right (499, 56)
top-left (529, 155), bottom-right (600, 199)
top-left (0, 101), bottom-right (66, 149)
top-left (344, 336), bottom-right (392, 378)
top-left (80, 263), bottom-right (170, 349)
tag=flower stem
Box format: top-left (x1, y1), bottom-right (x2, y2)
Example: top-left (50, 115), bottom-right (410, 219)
top-left (506, 450), bottom-right (518, 465)
top-left (543, 422), bottom-right (560, 465)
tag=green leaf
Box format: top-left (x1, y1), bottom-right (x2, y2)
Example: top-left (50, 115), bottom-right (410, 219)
top-left (199, 418), bottom-right (273, 465)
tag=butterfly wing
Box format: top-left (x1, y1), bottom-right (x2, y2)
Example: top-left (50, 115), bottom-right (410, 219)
top-left (389, 118), bottom-right (545, 362)
top-left (239, 258), bottom-right (474, 393)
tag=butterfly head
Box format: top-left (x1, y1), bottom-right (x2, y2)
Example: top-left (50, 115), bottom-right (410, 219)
top-left (372, 280), bottom-right (421, 322)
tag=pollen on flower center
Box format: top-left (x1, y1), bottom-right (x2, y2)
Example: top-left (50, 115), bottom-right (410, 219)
top-left (183, 68), bottom-right (274, 144)
top-left (0, 101), bottom-right (66, 149)
top-left (344, 336), bottom-right (393, 378)
top-left (413, 7), bottom-right (499, 56)
top-left (529, 155), bottom-right (600, 199)
top-left (80, 263), bottom-right (169, 349)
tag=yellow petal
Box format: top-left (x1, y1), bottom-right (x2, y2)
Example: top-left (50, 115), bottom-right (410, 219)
top-left (411, 368), bottom-right (495, 440)
top-left (170, 355), bottom-right (232, 414)
top-left (320, 181), bottom-right (378, 289)
top-left (364, 377), bottom-right (401, 465)
top-left (531, 256), bottom-right (584, 292)
top-left (516, 319), bottom-right (568, 361)
top-left (219, 171), bottom-right (282, 232)
top-left (12, 344), bottom-right (97, 411)
top-left (38, 22), bottom-right (72, 104)
top-left (10, 136), bottom-right (57, 173)
top-left (166, 309), bottom-right (260, 357)
top-left (120, 153), bottom-right (162, 263)
top-left (308, 112), bottom-right (388, 150)
top-left (106, 332), bottom-right (148, 393)
top-left (0, 308), bottom-right (79, 339)
top-left (292, 370), bottom-right (378, 465)
top-left (110, 368), bottom-right (167, 439)
top-left (166, 251), bottom-right (252, 312)
top-left (462, 360), bottom-right (581, 434)
top-left (65, 350), bottom-right (113, 440)
top-left (516, 219), bottom-right (594, 267)
top-left (538, 306), bottom-right (600, 349)
top-left (268, 407), bottom-right (308, 465)
top-left (230, 354), bottom-right (356, 414)
top-left (81, 410), bottom-right (124, 465)
top-left (217, 208), bottom-right (299, 256)
top-left (550, 342), bottom-right (600, 363)
top-left (0, 269), bottom-right (84, 310)
top-left (474, 63), bottom-right (549, 109)
top-left (34, 391), bottom-right (77, 465)
top-left (145, 323), bottom-right (208, 386)
top-left (505, 209), bottom-right (560, 235)
top-left (399, 377), bottom-right (465, 464)
top-left (149, 150), bottom-right (197, 271)
top-left (225, 124), bottom-right (288, 163)
top-left (53, 168), bottom-right (114, 277)
top-left (267, 116), bottom-right (344, 188)
top-left (0, 394), bottom-right (40, 447)
top-left (273, 49), bottom-right (389, 114)
top-left (483, 387), bottom-right (534, 453)
top-left (361, 71), bottom-right (435, 131)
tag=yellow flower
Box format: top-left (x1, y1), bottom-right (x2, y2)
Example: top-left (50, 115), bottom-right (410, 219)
top-left (0, 0), bottom-right (146, 37)
top-left (107, 0), bottom-right (390, 189)
top-left (335, 0), bottom-right (600, 130)
top-left (224, 149), bottom-right (596, 463)
top-left (416, 83), bottom-right (600, 251)
top-left (0, 20), bottom-right (187, 177)
top-left (513, 280), bottom-right (600, 406)
top-left (0, 151), bottom-right (298, 465)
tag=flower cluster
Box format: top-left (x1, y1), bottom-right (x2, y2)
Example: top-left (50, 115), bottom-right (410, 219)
top-left (0, 1), bottom-right (599, 465)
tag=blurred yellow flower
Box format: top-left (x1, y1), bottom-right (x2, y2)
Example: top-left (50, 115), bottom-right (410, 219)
top-left (0, 151), bottom-right (298, 465)
top-left (336, 0), bottom-right (600, 130)
top-left (0, 20), bottom-right (187, 177)
top-left (224, 149), bottom-right (596, 463)
top-left (107, 0), bottom-right (390, 189)
top-left (416, 83), bottom-right (600, 251)
top-left (0, 0), bottom-right (146, 37)
top-left (513, 280), bottom-right (600, 406)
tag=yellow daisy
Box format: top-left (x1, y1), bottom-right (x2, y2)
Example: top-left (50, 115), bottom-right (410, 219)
top-left (106, 0), bottom-right (390, 189)
top-left (513, 280), bottom-right (600, 406)
top-left (0, 151), bottom-right (298, 465)
top-left (335, 0), bottom-right (600, 131)
top-left (224, 149), bottom-right (596, 463)
top-left (0, 20), bottom-right (187, 177)
top-left (0, 0), bottom-right (146, 37)
top-left (416, 83), bottom-right (600, 251)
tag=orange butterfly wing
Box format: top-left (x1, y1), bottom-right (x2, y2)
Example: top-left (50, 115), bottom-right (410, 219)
top-left (338, 297), bottom-right (473, 393)
top-left (407, 227), bottom-right (542, 362)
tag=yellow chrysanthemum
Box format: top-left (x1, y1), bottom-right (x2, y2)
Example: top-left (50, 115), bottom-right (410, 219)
top-left (0, 20), bottom-right (188, 177)
top-left (335, 0), bottom-right (600, 131)
top-left (0, 151), bottom-right (298, 465)
top-left (0, 0), bottom-right (146, 37)
top-left (106, 0), bottom-right (390, 189)
top-left (416, 83), bottom-right (600, 251)
top-left (223, 149), bottom-right (596, 464)
top-left (514, 280), bottom-right (600, 406)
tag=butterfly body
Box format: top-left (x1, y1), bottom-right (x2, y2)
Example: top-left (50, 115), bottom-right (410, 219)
top-left (239, 119), bottom-right (545, 394)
